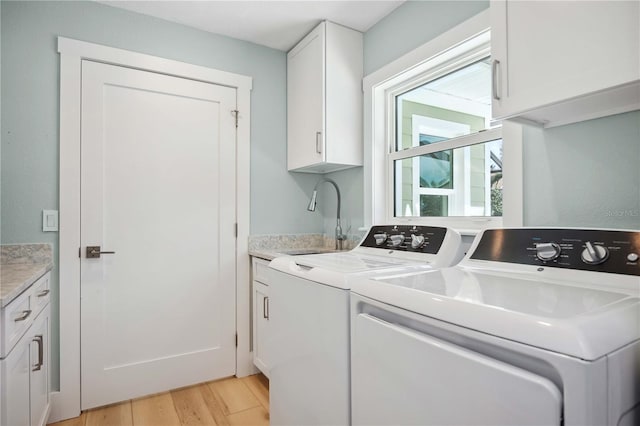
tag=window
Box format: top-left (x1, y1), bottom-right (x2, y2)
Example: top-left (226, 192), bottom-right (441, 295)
top-left (364, 12), bottom-right (523, 230)
top-left (391, 57), bottom-right (502, 219)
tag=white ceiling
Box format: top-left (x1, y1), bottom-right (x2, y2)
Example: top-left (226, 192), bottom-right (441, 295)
top-left (98, 1), bottom-right (405, 51)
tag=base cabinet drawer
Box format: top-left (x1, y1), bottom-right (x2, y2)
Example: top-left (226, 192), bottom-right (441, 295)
top-left (1, 289), bottom-right (32, 359)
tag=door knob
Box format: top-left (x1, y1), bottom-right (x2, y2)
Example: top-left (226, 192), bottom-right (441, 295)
top-left (86, 246), bottom-right (116, 258)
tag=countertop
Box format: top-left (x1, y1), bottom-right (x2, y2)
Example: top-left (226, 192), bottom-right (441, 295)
top-left (1, 262), bottom-right (52, 308)
top-left (248, 233), bottom-right (359, 262)
top-left (1, 243), bottom-right (53, 308)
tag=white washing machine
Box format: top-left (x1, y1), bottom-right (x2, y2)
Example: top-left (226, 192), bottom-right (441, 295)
top-left (350, 228), bottom-right (640, 426)
top-left (267, 225), bottom-right (465, 425)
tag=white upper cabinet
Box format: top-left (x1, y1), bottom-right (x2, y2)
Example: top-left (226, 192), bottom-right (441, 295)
top-left (287, 21), bottom-right (363, 173)
top-left (491, 0), bottom-right (640, 127)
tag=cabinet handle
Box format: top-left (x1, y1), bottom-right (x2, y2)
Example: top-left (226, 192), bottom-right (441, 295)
top-left (315, 131), bottom-right (322, 154)
top-left (14, 310), bottom-right (32, 322)
top-left (32, 335), bottom-right (43, 371)
top-left (37, 289), bottom-right (50, 297)
top-left (492, 59), bottom-right (501, 101)
top-left (263, 296), bottom-right (270, 319)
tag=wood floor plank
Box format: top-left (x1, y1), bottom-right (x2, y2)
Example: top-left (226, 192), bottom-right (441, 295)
top-left (208, 378), bottom-right (260, 415)
top-left (226, 406), bottom-right (269, 426)
top-left (131, 392), bottom-right (181, 426)
top-left (171, 385), bottom-right (218, 426)
top-left (52, 377), bottom-right (269, 426)
top-left (197, 383), bottom-right (230, 426)
top-left (47, 411), bottom-right (87, 426)
top-left (85, 401), bottom-right (133, 426)
top-left (240, 375), bottom-right (269, 411)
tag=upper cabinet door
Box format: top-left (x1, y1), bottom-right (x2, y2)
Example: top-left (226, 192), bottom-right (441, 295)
top-left (287, 21), bottom-right (363, 173)
top-left (288, 23), bottom-right (325, 171)
top-left (491, 0), bottom-right (640, 127)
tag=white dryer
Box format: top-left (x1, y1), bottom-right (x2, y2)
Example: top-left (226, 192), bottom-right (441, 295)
top-left (350, 228), bottom-right (640, 426)
top-left (267, 225), bottom-right (464, 425)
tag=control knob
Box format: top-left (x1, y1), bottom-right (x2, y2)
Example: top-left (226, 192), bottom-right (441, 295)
top-left (389, 235), bottom-right (405, 247)
top-left (536, 243), bottom-right (561, 261)
top-left (411, 234), bottom-right (425, 249)
top-left (373, 233), bottom-right (388, 245)
top-left (581, 242), bottom-right (609, 265)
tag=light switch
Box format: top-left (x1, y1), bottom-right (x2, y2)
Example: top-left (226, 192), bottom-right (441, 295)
top-left (42, 210), bottom-right (59, 232)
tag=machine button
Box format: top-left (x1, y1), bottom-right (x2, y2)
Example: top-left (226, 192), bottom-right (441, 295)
top-left (411, 234), bottom-right (425, 249)
top-left (627, 253), bottom-right (639, 262)
top-left (536, 243), bottom-right (561, 261)
top-left (581, 242), bottom-right (609, 265)
top-left (389, 235), bottom-right (404, 247)
top-left (374, 233), bottom-right (388, 245)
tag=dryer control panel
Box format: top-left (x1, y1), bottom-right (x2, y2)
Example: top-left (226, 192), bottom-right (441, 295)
top-left (470, 228), bottom-right (640, 276)
top-left (360, 225), bottom-right (448, 255)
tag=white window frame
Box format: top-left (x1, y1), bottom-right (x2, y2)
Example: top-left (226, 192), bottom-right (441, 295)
top-left (363, 10), bottom-right (523, 234)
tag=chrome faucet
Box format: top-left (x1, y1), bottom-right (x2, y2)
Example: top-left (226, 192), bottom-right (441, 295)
top-left (307, 178), bottom-right (346, 250)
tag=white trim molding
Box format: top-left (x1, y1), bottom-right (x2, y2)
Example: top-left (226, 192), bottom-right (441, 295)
top-left (54, 37), bottom-right (253, 423)
top-left (363, 9), bottom-right (524, 232)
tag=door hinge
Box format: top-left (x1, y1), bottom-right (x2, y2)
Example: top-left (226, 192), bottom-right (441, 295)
top-left (235, 333), bottom-right (238, 347)
top-left (235, 223), bottom-right (238, 238)
top-left (78, 247), bottom-right (81, 258)
top-left (232, 110), bottom-right (239, 128)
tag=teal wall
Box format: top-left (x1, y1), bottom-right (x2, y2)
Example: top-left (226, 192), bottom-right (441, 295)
top-left (523, 111), bottom-right (640, 229)
top-left (0, 0), bottom-right (322, 390)
top-left (363, 0), bottom-right (489, 75)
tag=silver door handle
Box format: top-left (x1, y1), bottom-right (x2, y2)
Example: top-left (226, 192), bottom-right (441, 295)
top-left (36, 289), bottom-right (50, 297)
top-left (32, 335), bottom-right (43, 371)
top-left (492, 59), bottom-right (501, 101)
top-left (14, 310), bottom-right (32, 322)
top-left (86, 246), bottom-right (116, 258)
top-left (315, 131), bottom-right (322, 154)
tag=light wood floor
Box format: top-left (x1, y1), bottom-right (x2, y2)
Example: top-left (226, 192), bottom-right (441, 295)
top-left (48, 374), bottom-right (269, 426)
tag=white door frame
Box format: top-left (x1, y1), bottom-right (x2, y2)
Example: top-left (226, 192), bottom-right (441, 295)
top-left (54, 37), bottom-right (253, 423)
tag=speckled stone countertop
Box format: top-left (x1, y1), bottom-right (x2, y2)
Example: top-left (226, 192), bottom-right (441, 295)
top-left (1, 244), bottom-right (53, 308)
top-left (248, 233), bottom-right (364, 261)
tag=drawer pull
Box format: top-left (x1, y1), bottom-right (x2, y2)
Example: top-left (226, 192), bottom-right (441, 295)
top-left (263, 296), bottom-right (269, 319)
top-left (32, 335), bottom-right (43, 371)
top-left (14, 310), bottom-right (32, 322)
top-left (37, 289), bottom-right (50, 297)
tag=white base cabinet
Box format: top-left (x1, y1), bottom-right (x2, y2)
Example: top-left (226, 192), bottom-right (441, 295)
top-left (251, 258), bottom-right (271, 377)
top-left (287, 21), bottom-right (363, 173)
top-left (1, 272), bottom-right (51, 426)
top-left (491, 0), bottom-right (640, 127)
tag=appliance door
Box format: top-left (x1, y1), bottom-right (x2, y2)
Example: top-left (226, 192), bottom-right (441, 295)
top-left (352, 310), bottom-right (563, 426)
top-left (268, 268), bottom-right (350, 425)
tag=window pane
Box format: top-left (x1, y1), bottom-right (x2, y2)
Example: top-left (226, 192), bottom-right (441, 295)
top-left (394, 139), bottom-right (503, 218)
top-left (395, 58), bottom-right (492, 151)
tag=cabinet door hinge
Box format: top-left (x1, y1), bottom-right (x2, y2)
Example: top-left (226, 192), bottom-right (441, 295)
top-left (78, 247), bottom-right (81, 258)
top-left (232, 110), bottom-right (239, 128)
top-left (235, 333), bottom-right (238, 347)
top-left (235, 223), bottom-right (238, 238)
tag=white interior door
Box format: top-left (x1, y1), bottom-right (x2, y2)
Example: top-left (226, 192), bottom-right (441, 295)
top-left (80, 60), bottom-right (237, 410)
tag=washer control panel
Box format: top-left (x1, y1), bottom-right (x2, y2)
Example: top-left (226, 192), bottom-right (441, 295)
top-left (470, 228), bottom-right (640, 276)
top-left (360, 225), bottom-right (448, 254)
